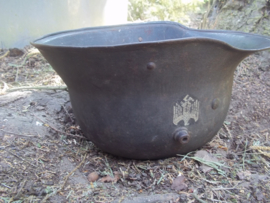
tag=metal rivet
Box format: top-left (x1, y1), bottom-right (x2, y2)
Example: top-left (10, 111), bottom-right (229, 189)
top-left (147, 62), bottom-right (156, 70)
top-left (211, 98), bottom-right (220, 110)
top-left (173, 127), bottom-right (190, 144)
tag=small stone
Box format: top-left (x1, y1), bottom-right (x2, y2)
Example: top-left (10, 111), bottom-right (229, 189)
top-left (226, 153), bottom-right (235, 159)
top-left (87, 172), bottom-right (99, 182)
top-left (237, 170), bottom-right (251, 180)
top-left (36, 106), bottom-right (45, 110)
top-left (171, 175), bottom-right (187, 191)
top-left (255, 190), bottom-right (264, 201)
top-left (142, 172), bottom-right (148, 177)
top-left (179, 194), bottom-right (187, 201)
top-left (44, 181), bottom-right (54, 185)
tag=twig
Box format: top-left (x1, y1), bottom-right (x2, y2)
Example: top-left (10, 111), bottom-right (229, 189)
top-left (118, 196), bottom-right (125, 203)
top-left (104, 156), bottom-right (114, 177)
top-left (200, 0), bottom-right (217, 29)
top-left (251, 145), bottom-right (270, 158)
top-left (0, 129), bottom-right (37, 137)
top-left (178, 191), bottom-right (191, 196)
top-left (144, 179), bottom-right (157, 189)
top-left (258, 150), bottom-right (270, 158)
top-left (206, 198), bottom-right (227, 203)
top-left (66, 190), bottom-right (74, 199)
top-left (223, 123), bottom-right (232, 138)
top-left (8, 50), bottom-right (38, 68)
top-left (94, 196), bottom-right (113, 203)
top-left (7, 150), bottom-right (37, 168)
top-left (261, 156), bottom-right (270, 168)
top-left (235, 150), bottom-right (256, 155)
top-left (157, 173), bottom-right (165, 185)
top-left (7, 86), bottom-right (68, 92)
top-left (193, 189), bottom-right (207, 203)
top-left (62, 105), bottom-right (74, 123)
top-left (177, 153), bottom-right (229, 176)
top-left (8, 51), bottom-right (36, 82)
top-left (59, 154), bottom-right (87, 191)
top-left (41, 190), bottom-right (58, 203)
top-left (250, 146), bottom-right (270, 151)
top-left (13, 179), bottom-right (27, 200)
top-left (0, 50), bottom-right (10, 60)
top-left (120, 167), bottom-right (126, 179)
top-left (7, 196), bottom-right (14, 203)
top-left (242, 139), bottom-right (248, 170)
top-left (201, 178), bottom-right (220, 185)
top-left (193, 195), bottom-right (207, 203)
top-left (33, 115), bottom-right (86, 139)
top-left (196, 170), bottom-right (220, 185)
top-left (0, 81), bottom-right (8, 93)
top-left (212, 186), bottom-right (238, 191)
top-left (41, 154), bottom-right (87, 203)
top-left (15, 66), bottom-right (19, 82)
top-left (105, 156), bottom-right (114, 178)
top-left (179, 151), bottom-right (194, 162)
top-left (1, 183), bottom-right (12, 189)
top-left (133, 162), bottom-right (141, 173)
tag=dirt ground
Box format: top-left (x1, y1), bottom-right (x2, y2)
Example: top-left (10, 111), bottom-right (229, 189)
top-left (0, 43), bottom-right (270, 203)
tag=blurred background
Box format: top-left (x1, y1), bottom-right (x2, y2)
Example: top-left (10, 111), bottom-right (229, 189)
top-left (0, 0), bottom-right (269, 59)
top-left (0, 0), bottom-right (129, 48)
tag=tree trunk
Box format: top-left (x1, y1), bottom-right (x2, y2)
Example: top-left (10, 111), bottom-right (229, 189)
top-left (201, 0), bottom-right (270, 71)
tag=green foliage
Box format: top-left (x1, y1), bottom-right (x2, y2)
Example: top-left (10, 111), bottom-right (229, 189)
top-left (128, 0), bottom-right (207, 24)
top-left (45, 186), bottom-right (54, 194)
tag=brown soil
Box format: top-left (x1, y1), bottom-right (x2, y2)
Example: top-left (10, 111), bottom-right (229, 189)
top-left (0, 46), bottom-right (269, 203)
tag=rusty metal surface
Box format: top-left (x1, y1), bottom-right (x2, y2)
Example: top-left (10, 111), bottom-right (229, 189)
top-left (32, 21), bottom-right (270, 159)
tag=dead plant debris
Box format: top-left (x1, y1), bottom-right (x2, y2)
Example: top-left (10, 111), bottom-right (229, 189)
top-left (0, 46), bottom-right (270, 202)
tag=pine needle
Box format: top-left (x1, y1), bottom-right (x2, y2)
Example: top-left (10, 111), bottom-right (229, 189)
top-left (177, 153), bottom-right (229, 176)
top-left (250, 146), bottom-right (270, 158)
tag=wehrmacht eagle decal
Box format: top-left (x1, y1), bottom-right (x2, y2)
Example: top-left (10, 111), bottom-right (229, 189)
top-left (173, 95), bottom-right (199, 126)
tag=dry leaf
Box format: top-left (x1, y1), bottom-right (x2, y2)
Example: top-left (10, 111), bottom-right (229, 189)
top-left (87, 172), bottom-right (99, 182)
top-left (36, 106), bottom-right (45, 110)
top-left (100, 172), bottom-right (120, 183)
top-left (171, 175), bottom-right (187, 191)
top-left (194, 150), bottom-right (219, 173)
top-left (3, 134), bottom-right (15, 141)
top-left (255, 190), bottom-right (264, 201)
top-left (218, 145), bottom-right (228, 150)
top-left (237, 170), bottom-right (251, 180)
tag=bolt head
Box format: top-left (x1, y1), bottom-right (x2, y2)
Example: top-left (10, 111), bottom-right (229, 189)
top-left (147, 62), bottom-right (156, 70)
top-left (173, 127), bottom-right (190, 144)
